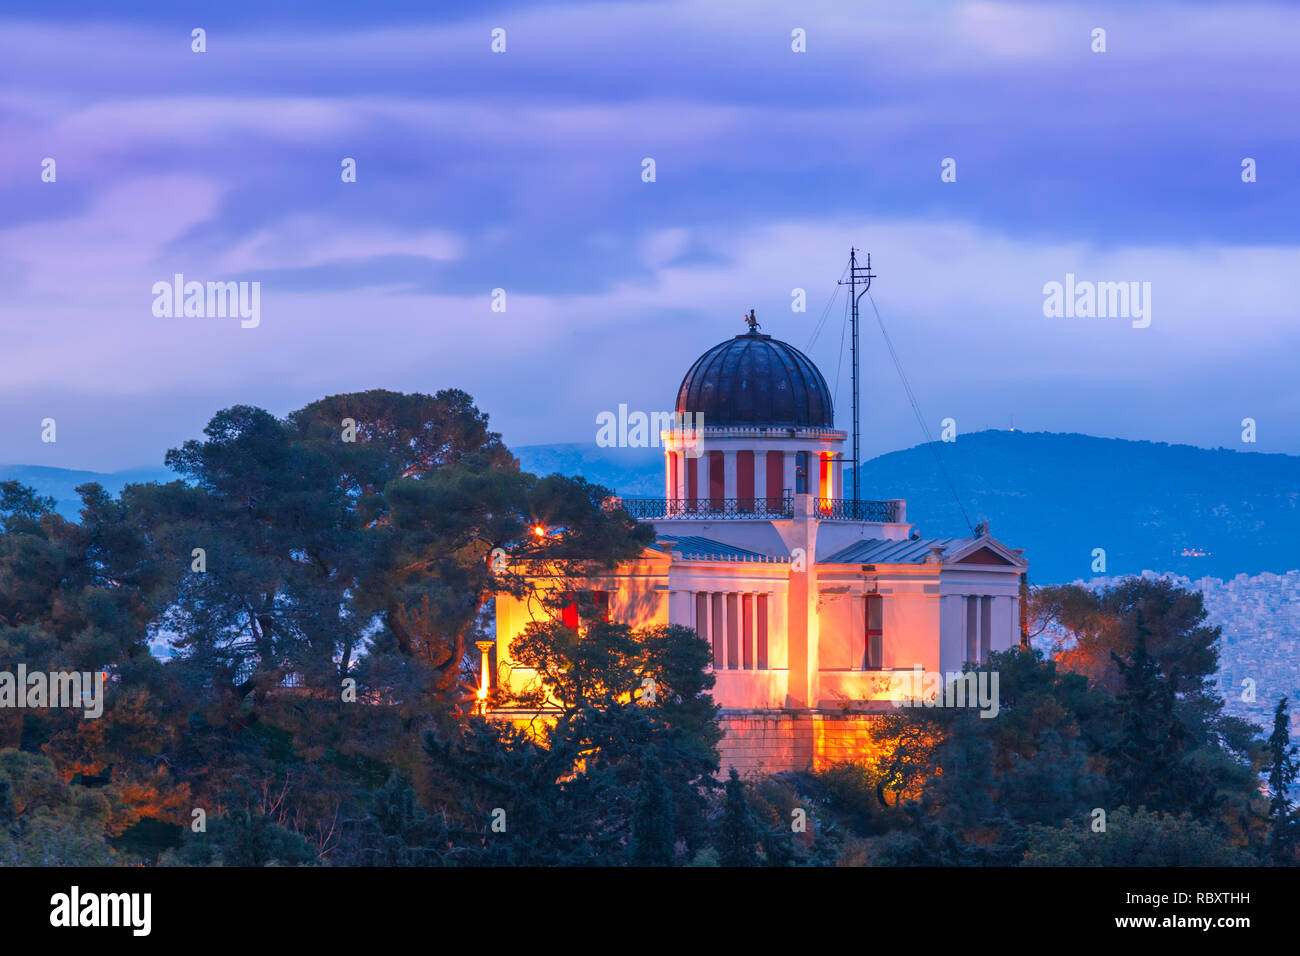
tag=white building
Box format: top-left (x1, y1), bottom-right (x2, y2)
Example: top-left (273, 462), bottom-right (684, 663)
top-left (494, 317), bottom-right (1027, 773)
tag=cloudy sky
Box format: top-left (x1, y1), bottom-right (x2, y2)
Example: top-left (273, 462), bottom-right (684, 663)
top-left (2, 0), bottom-right (1297, 471)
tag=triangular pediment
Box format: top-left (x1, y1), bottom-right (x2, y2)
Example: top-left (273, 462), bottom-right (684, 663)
top-left (961, 546), bottom-right (1014, 565)
top-left (945, 536), bottom-right (1027, 568)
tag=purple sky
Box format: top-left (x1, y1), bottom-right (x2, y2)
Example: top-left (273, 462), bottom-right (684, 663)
top-left (2, 1), bottom-right (1298, 471)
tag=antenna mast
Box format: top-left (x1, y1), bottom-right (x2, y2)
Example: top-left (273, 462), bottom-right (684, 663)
top-left (839, 248), bottom-right (875, 504)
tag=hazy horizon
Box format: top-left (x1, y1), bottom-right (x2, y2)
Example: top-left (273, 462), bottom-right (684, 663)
top-left (6, 424), bottom-right (1300, 477)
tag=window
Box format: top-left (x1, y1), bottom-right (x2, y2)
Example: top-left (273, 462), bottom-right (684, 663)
top-left (863, 594), bottom-right (883, 669)
top-left (795, 451), bottom-right (809, 494)
top-left (560, 590), bottom-right (609, 630)
top-left (766, 452), bottom-right (784, 510)
top-left (737, 450), bottom-right (755, 512)
top-left (696, 593), bottom-right (720, 666)
top-left (708, 450), bottom-right (724, 508)
top-left (695, 591), bottom-right (768, 670)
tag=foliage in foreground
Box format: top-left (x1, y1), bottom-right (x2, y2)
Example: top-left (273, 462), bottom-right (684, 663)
top-left (0, 389), bottom-right (1296, 866)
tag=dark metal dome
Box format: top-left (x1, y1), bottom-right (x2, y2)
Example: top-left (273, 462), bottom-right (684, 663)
top-left (675, 327), bottom-right (834, 428)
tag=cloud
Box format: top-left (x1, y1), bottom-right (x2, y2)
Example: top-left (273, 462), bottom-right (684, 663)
top-left (0, 0), bottom-right (1297, 469)
top-left (213, 216), bottom-right (462, 272)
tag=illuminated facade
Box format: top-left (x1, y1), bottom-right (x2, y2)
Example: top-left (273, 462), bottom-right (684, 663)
top-left (493, 318), bottom-right (1027, 775)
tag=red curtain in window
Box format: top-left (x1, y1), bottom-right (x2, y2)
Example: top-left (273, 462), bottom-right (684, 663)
top-left (737, 451), bottom-right (754, 512)
top-left (766, 451), bottom-right (783, 510)
top-left (708, 450), bottom-right (724, 509)
top-left (864, 594), bottom-right (883, 669)
top-left (560, 590), bottom-right (610, 629)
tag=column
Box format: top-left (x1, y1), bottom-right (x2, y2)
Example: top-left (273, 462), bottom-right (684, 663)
top-left (726, 592), bottom-right (739, 670)
top-left (782, 450), bottom-right (797, 500)
top-left (704, 592), bottom-right (719, 667)
top-left (668, 588), bottom-right (687, 627)
top-left (723, 450), bottom-right (738, 501)
top-left (753, 449), bottom-right (767, 512)
top-left (475, 640), bottom-right (494, 713)
top-left (742, 592), bottom-right (754, 670)
top-left (718, 591), bottom-right (729, 669)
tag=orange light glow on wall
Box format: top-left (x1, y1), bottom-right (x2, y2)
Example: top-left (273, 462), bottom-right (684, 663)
top-left (819, 452), bottom-right (832, 511)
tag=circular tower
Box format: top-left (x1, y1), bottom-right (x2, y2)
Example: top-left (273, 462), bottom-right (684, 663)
top-left (663, 313), bottom-right (847, 513)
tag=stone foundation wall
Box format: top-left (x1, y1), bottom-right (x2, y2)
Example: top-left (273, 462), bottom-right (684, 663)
top-left (489, 707), bottom-right (884, 778)
top-left (717, 709), bottom-right (884, 777)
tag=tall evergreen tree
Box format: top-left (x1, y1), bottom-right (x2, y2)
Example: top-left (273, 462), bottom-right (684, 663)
top-left (1109, 612), bottom-right (1191, 812)
top-left (719, 768), bottom-right (760, 866)
top-left (629, 750), bottom-right (675, 866)
top-left (1266, 697), bottom-right (1299, 864)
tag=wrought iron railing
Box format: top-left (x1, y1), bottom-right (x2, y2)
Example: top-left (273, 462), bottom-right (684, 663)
top-left (614, 495), bottom-right (900, 522)
top-left (618, 494), bottom-right (795, 519)
top-left (816, 498), bottom-right (900, 522)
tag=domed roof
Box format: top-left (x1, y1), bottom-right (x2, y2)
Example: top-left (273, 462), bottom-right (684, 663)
top-left (675, 321), bottom-right (834, 428)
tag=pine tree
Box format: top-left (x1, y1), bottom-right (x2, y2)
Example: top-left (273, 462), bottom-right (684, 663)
top-left (1110, 612), bottom-right (1187, 811)
top-left (1267, 697), bottom-right (1299, 865)
top-left (719, 767), bottom-right (760, 866)
top-left (629, 750), bottom-right (675, 866)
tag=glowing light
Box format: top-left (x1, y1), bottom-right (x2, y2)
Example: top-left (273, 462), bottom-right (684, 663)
top-left (475, 640), bottom-right (495, 715)
top-left (533, 524), bottom-right (545, 537)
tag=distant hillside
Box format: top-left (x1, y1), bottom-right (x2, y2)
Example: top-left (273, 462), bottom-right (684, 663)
top-left (512, 443), bottom-right (665, 497)
top-left (515, 432), bottom-right (1300, 584)
top-left (855, 431), bottom-right (1300, 584)
top-left (0, 464), bottom-right (173, 519)
top-left (8, 431), bottom-right (1298, 584)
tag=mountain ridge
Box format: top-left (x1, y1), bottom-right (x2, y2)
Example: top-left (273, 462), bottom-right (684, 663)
top-left (6, 430), bottom-right (1296, 584)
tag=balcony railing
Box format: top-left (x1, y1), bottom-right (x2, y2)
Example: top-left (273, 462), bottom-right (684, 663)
top-left (817, 498), bottom-right (902, 522)
top-left (615, 494), bottom-right (902, 522)
top-left (619, 494), bottom-right (795, 520)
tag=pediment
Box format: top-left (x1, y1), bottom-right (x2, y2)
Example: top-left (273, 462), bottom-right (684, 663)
top-left (946, 537), bottom-right (1027, 568)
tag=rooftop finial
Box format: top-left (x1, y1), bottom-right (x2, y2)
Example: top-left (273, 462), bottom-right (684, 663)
top-left (745, 308), bottom-right (760, 333)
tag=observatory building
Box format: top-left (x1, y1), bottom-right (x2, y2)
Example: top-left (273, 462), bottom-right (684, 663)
top-left (492, 313), bottom-right (1027, 775)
